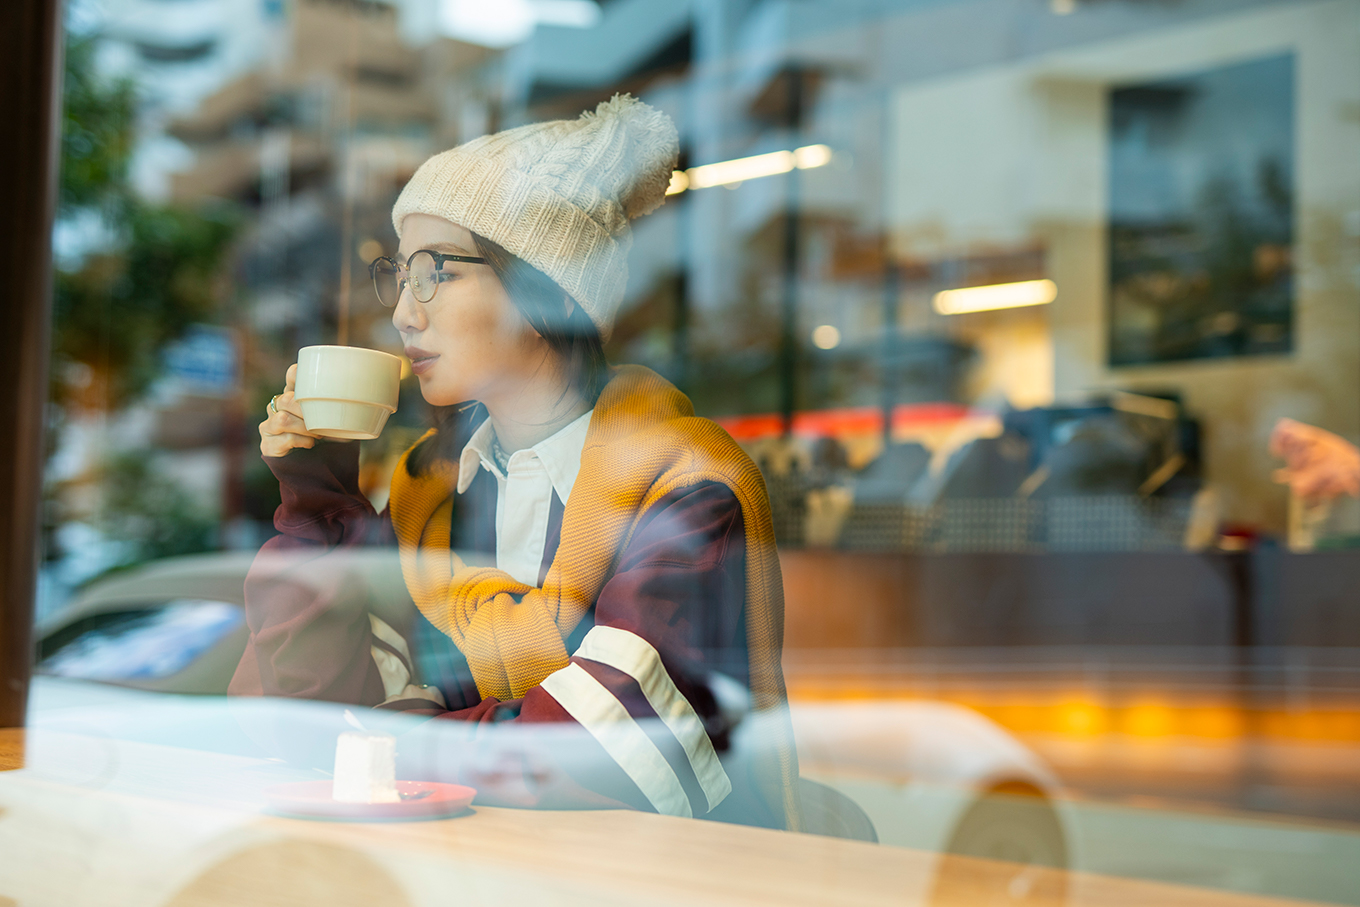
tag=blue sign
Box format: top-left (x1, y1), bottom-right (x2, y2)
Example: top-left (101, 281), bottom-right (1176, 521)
top-left (163, 325), bottom-right (237, 395)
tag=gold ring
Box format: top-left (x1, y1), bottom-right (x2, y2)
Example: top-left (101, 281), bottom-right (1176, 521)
top-left (269, 394), bottom-right (280, 415)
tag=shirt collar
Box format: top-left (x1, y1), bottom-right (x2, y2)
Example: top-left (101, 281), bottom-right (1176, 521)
top-left (457, 409), bottom-right (594, 502)
top-left (457, 418), bottom-right (498, 494)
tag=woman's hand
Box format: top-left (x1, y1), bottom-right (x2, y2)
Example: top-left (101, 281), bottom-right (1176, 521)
top-left (259, 364), bottom-right (321, 457)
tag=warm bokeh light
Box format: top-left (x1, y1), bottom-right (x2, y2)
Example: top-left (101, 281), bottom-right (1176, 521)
top-left (669, 144), bottom-right (834, 193)
top-left (932, 278), bottom-right (1058, 315)
top-left (357, 238), bottom-right (384, 263)
top-left (811, 325), bottom-right (841, 349)
top-left (1122, 701), bottom-right (1178, 738)
top-left (793, 143), bottom-right (833, 169)
top-left (1054, 697), bottom-right (1108, 737)
top-left (1184, 706), bottom-right (1245, 740)
top-left (688, 149), bottom-right (795, 189)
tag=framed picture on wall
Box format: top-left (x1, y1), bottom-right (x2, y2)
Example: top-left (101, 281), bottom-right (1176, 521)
top-left (1108, 53), bottom-right (1294, 366)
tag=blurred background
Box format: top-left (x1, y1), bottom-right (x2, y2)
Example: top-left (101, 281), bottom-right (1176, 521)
top-left (31, 0), bottom-right (1360, 903)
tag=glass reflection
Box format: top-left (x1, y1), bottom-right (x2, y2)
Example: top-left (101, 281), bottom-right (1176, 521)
top-left (12, 1), bottom-right (1360, 905)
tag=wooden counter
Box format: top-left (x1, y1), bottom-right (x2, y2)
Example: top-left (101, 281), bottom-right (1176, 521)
top-left (0, 728), bottom-right (1329, 907)
top-left (163, 803), bottom-right (1320, 907)
top-left (0, 728), bottom-right (22, 772)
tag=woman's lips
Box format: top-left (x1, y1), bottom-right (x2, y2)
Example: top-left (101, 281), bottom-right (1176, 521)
top-left (405, 348), bottom-right (439, 375)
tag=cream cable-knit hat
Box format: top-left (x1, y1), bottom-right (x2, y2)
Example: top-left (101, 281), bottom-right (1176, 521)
top-left (391, 94), bottom-right (679, 341)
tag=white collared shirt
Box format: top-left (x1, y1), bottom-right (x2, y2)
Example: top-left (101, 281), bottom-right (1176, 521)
top-left (456, 409), bottom-right (593, 587)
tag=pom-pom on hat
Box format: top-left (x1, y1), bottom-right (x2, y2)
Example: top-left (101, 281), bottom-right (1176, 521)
top-left (391, 94), bottom-right (679, 341)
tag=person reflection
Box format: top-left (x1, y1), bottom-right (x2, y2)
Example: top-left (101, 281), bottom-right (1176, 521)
top-left (1270, 417), bottom-right (1360, 502)
top-left (231, 95), bottom-right (799, 830)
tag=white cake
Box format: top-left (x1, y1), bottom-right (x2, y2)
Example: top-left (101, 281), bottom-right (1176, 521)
top-left (332, 731), bottom-right (399, 803)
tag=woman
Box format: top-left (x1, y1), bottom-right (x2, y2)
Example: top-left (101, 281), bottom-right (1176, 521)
top-left (232, 95), bottom-right (799, 829)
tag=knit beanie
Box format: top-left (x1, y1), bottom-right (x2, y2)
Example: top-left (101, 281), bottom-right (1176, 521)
top-left (391, 94), bottom-right (679, 341)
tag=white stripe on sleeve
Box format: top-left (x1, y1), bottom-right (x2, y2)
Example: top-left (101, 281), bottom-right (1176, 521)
top-left (369, 614), bottom-right (412, 699)
top-left (539, 662), bottom-right (694, 818)
top-left (368, 614), bottom-right (447, 707)
top-left (575, 626), bottom-right (733, 812)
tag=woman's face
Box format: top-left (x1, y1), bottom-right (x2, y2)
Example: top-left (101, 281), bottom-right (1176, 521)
top-left (391, 214), bottom-right (550, 407)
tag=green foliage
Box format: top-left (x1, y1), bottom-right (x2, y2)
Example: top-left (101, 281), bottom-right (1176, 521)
top-left (53, 32), bottom-right (240, 406)
top-left (96, 451), bottom-right (217, 562)
top-left (54, 204), bottom-right (239, 404)
top-left (46, 31), bottom-right (240, 573)
top-left (59, 36), bottom-right (137, 212)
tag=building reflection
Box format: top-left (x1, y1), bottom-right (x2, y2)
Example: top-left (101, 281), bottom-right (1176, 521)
top-left (28, 1), bottom-right (1360, 904)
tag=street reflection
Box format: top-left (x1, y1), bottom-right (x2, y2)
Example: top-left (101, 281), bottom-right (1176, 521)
top-left (16, 542), bottom-right (1360, 903)
top-left (25, 0), bottom-right (1360, 904)
top-left (787, 647), bottom-right (1360, 902)
top-left (6, 666), bottom-right (1357, 904)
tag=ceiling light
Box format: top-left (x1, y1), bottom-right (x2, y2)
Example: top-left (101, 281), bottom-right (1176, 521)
top-left (667, 144), bottom-right (833, 195)
top-left (932, 279), bottom-right (1057, 315)
top-left (793, 144), bottom-right (832, 169)
top-left (688, 150), bottom-right (794, 189)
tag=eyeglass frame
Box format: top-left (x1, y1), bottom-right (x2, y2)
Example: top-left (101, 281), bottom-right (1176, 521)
top-left (368, 248), bottom-right (489, 306)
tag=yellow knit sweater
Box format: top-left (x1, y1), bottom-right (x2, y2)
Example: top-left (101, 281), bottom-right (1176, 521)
top-left (388, 365), bottom-right (799, 826)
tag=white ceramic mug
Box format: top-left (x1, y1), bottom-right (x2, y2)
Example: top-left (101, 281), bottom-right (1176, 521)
top-left (294, 345), bottom-right (402, 440)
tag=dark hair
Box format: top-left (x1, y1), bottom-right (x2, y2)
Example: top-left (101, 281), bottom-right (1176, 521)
top-left (407, 232), bottom-right (608, 476)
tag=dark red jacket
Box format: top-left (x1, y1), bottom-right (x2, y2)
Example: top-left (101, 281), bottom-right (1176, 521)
top-left (231, 411), bottom-right (782, 827)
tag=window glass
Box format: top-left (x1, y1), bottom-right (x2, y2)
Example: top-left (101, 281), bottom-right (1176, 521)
top-left (22, 0), bottom-right (1360, 903)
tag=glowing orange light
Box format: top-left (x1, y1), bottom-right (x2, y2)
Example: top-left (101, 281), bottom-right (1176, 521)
top-left (1055, 697), bottom-right (1108, 737)
top-left (1186, 707), bottom-right (1244, 739)
top-left (1123, 702), bottom-right (1177, 738)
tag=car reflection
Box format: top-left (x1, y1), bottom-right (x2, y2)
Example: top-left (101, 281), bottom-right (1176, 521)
top-left (28, 551), bottom-right (1074, 904)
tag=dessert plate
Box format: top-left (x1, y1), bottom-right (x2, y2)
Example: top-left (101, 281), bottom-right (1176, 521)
top-left (264, 780), bottom-right (476, 821)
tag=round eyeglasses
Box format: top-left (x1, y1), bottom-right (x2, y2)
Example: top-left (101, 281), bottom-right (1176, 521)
top-left (369, 249), bottom-right (488, 307)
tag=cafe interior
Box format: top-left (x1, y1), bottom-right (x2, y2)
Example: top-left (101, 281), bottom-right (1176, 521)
top-left (1, 0), bottom-right (1358, 904)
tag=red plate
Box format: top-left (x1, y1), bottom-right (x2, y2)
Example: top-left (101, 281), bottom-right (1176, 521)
top-left (264, 780), bottom-right (476, 821)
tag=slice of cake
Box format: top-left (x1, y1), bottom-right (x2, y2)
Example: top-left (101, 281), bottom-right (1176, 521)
top-left (332, 730), bottom-right (399, 803)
